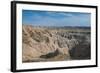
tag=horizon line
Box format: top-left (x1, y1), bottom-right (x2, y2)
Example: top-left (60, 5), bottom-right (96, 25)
top-left (22, 24), bottom-right (91, 27)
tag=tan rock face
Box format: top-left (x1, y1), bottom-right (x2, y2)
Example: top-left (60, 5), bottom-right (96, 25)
top-left (22, 25), bottom-right (90, 62)
top-left (22, 25), bottom-right (71, 62)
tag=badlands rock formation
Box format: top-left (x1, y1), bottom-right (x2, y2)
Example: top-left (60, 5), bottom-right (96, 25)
top-left (22, 25), bottom-right (91, 62)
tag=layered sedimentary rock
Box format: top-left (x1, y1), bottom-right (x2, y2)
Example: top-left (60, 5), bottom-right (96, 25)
top-left (22, 25), bottom-right (91, 62)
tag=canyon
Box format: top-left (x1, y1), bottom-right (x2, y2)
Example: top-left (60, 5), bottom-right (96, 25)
top-left (22, 25), bottom-right (91, 62)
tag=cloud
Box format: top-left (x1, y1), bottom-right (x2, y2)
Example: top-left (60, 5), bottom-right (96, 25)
top-left (22, 10), bottom-right (91, 27)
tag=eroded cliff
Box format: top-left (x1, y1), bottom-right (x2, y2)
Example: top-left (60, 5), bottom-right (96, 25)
top-left (22, 25), bottom-right (91, 62)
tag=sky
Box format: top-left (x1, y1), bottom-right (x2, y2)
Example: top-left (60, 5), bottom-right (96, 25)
top-left (22, 10), bottom-right (91, 27)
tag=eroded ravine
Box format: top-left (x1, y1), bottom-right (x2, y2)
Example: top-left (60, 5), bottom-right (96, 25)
top-left (22, 25), bottom-right (91, 62)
